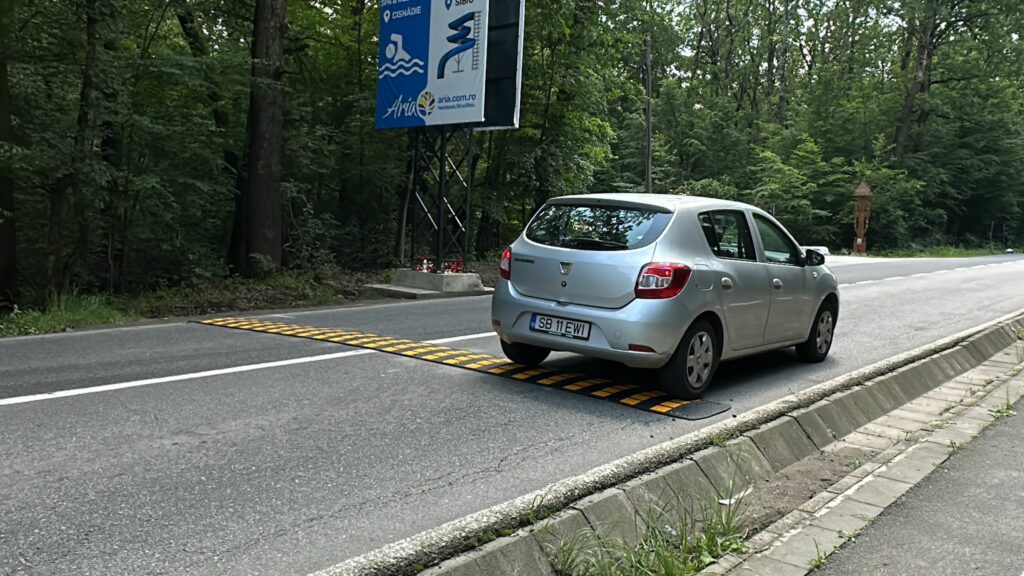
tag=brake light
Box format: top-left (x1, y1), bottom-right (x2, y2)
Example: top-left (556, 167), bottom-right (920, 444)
top-left (499, 247), bottom-right (512, 280)
top-left (635, 263), bottom-right (691, 299)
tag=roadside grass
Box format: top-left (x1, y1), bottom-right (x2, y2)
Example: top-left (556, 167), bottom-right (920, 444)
top-left (0, 267), bottom-right (396, 338)
top-left (549, 490), bottom-right (748, 576)
top-left (0, 295), bottom-right (135, 337)
top-left (871, 245), bottom-right (1020, 258)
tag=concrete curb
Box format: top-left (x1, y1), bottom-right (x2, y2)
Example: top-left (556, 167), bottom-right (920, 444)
top-left (311, 309), bottom-right (1024, 576)
top-left (714, 348), bottom-right (1024, 575)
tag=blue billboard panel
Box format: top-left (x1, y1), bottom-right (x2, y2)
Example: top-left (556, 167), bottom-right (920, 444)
top-left (376, 0), bottom-right (490, 130)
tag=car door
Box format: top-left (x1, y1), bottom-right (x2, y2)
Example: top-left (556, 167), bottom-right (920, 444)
top-left (698, 210), bottom-right (770, 351)
top-left (752, 214), bottom-right (813, 344)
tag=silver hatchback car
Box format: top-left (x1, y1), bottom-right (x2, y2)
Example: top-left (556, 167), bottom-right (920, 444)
top-left (491, 193), bottom-right (840, 399)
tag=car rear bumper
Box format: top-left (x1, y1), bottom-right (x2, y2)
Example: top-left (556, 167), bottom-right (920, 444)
top-left (490, 280), bottom-right (698, 369)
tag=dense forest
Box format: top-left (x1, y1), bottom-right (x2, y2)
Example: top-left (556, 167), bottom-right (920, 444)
top-left (1, 0), bottom-right (1023, 311)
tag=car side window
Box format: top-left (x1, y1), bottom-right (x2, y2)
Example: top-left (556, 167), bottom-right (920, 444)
top-left (754, 215), bottom-right (802, 266)
top-left (699, 211), bottom-right (757, 261)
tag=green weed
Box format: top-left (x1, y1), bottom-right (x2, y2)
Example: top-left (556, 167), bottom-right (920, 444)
top-left (807, 540), bottom-right (827, 570)
top-left (550, 487), bottom-right (749, 576)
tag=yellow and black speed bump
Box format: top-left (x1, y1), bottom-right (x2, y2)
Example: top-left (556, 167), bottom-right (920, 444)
top-left (196, 317), bottom-right (731, 421)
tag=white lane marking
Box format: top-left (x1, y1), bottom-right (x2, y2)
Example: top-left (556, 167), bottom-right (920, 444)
top-left (268, 314), bottom-right (295, 319)
top-left (840, 259), bottom-right (1024, 287)
top-left (430, 332), bottom-right (496, 344)
top-left (0, 332), bottom-right (498, 407)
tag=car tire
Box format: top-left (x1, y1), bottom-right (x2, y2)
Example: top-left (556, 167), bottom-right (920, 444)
top-left (500, 340), bottom-right (551, 366)
top-left (796, 301), bottom-right (837, 363)
top-left (657, 319), bottom-right (719, 400)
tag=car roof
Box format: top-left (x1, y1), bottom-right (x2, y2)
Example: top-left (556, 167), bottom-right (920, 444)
top-left (546, 193), bottom-right (757, 214)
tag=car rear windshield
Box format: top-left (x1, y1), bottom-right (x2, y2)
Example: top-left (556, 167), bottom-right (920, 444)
top-left (525, 203), bottom-right (671, 251)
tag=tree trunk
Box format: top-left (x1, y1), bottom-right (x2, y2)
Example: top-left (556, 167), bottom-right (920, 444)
top-left (47, 0), bottom-right (99, 305)
top-left (895, 0), bottom-right (937, 156)
top-left (0, 55), bottom-right (15, 310)
top-left (237, 0), bottom-right (287, 276)
top-left (176, 6), bottom-right (250, 274)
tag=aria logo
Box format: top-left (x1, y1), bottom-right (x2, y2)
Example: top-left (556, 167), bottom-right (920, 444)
top-left (416, 91), bottom-right (436, 118)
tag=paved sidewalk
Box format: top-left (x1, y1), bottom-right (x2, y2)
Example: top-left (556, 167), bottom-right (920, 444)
top-left (814, 397), bottom-right (1024, 576)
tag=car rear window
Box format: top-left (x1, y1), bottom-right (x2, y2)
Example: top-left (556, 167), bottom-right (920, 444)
top-left (525, 204), bottom-right (671, 251)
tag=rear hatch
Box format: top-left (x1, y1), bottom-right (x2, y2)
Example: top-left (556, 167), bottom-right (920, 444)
top-left (510, 200), bottom-right (673, 309)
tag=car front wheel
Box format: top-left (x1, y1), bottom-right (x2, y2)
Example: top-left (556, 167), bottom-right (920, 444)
top-left (796, 302), bottom-right (837, 363)
top-left (657, 319), bottom-right (719, 400)
top-left (500, 340), bottom-right (551, 366)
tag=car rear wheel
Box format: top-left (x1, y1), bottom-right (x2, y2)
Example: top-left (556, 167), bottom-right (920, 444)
top-left (657, 319), bottom-right (719, 400)
top-left (796, 301), bottom-right (837, 363)
top-left (500, 340), bottom-right (551, 366)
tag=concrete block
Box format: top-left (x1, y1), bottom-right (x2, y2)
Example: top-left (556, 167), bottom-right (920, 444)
top-left (872, 414), bottom-right (930, 433)
top-left (471, 533), bottom-right (557, 576)
top-left (825, 474), bottom-right (862, 495)
top-left (419, 554), bottom-right (481, 576)
top-left (827, 390), bottom-right (871, 428)
top-left (924, 427), bottom-right (975, 450)
top-left (763, 524), bottom-right (846, 570)
top-left (733, 555), bottom-right (808, 576)
top-left (959, 342), bottom-right (988, 366)
top-left (960, 406), bottom-right (999, 424)
top-left (914, 360), bottom-right (948, 395)
top-left (866, 376), bottom-right (915, 410)
top-left (980, 327), bottom-right (1015, 356)
top-left (657, 460), bottom-right (719, 514)
top-left (946, 346), bottom-right (978, 374)
top-left (847, 476), bottom-right (914, 508)
top-left (620, 466), bottom-right (682, 523)
top-left (700, 552), bottom-right (745, 574)
top-left (797, 490), bottom-right (838, 514)
top-left (859, 423), bottom-right (911, 443)
top-left (744, 417), bottom-right (818, 472)
top-left (823, 440), bottom-right (878, 462)
top-left (746, 529), bottom-right (781, 553)
top-left (881, 368), bottom-right (923, 405)
top-left (888, 408), bottom-right (935, 424)
top-left (878, 446), bottom-right (944, 485)
top-left (842, 431), bottom-right (894, 451)
top-left (929, 351), bottom-right (960, 380)
top-left (810, 498), bottom-right (884, 536)
top-left (902, 396), bottom-right (955, 417)
top-left (847, 460), bottom-right (883, 479)
top-left (844, 386), bottom-right (889, 420)
top-left (392, 269), bottom-right (486, 293)
top-left (570, 488), bottom-right (642, 546)
top-left (691, 438), bottom-right (773, 499)
top-left (764, 509), bottom-right (811, 536)
top-left (531, 509), bottom-right (592, 561)
top-left (790, 402), bottom-right (839, 450)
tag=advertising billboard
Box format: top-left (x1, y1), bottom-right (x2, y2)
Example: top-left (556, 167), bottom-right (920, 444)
top-left (376, 0), bottom-right (490, 130)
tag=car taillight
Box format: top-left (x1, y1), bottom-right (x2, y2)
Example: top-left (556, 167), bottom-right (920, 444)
top-left (635, 263), bottom-right (691, 299)
top-left (499, 247), bottom-right (512, 280)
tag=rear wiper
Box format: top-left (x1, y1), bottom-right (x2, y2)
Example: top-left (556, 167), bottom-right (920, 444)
top-left (562, 237), bottom-right (629, 250)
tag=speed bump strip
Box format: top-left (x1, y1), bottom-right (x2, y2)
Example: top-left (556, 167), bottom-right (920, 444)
top-left (197, 317), bottom-right (730, 420)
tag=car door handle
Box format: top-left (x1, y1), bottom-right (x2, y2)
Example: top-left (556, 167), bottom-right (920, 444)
top-left (721, 278), bottom-right (733, 290)
top-left (772, 278), bottom-right (783, 290)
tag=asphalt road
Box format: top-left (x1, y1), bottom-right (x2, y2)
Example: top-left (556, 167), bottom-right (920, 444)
top-left (2, 254), bottom-right (1024, 575)
top-left (815, 396), bottom-right (1024, 576)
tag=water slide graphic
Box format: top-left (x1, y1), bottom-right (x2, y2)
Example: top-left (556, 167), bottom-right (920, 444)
top-left (379, 34), bottom-right (424, 79)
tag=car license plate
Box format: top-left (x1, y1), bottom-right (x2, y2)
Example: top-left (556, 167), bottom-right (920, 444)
top-left (530, 314), bottom-right (591, 340)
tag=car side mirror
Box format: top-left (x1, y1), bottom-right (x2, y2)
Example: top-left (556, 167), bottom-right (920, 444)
top-left (804, 249), bottom-right (826, 267)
